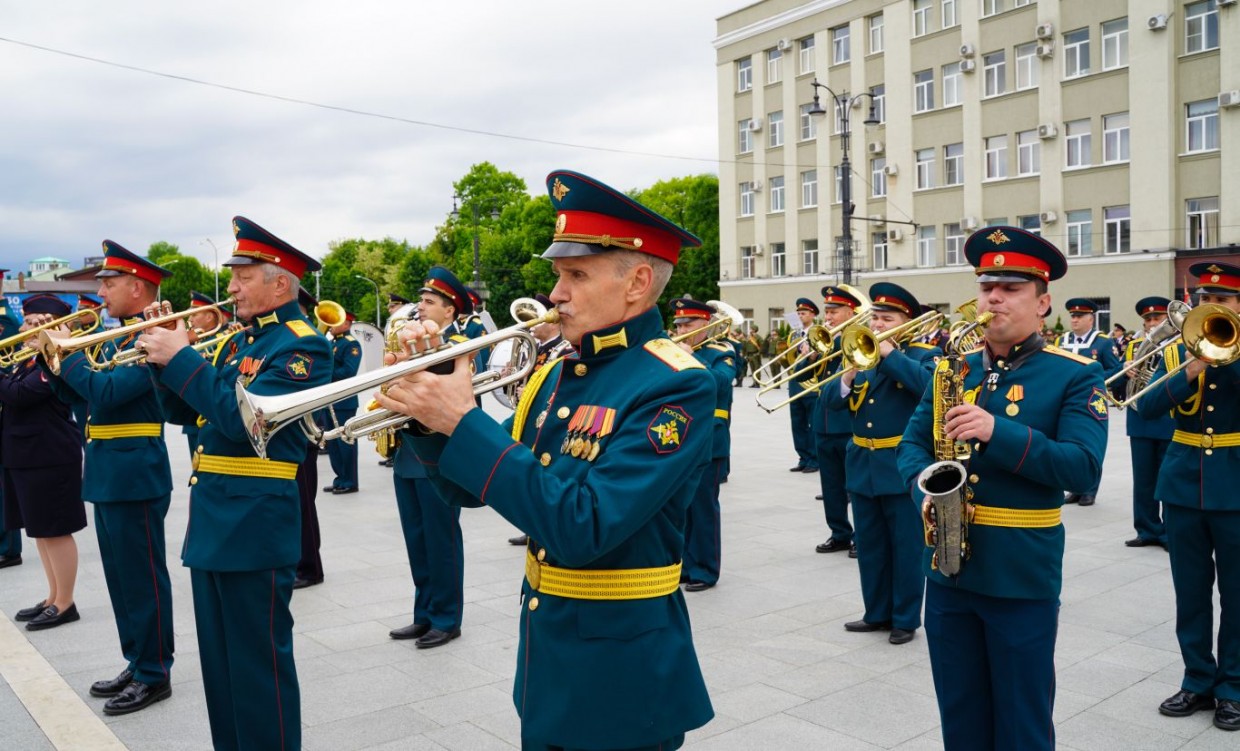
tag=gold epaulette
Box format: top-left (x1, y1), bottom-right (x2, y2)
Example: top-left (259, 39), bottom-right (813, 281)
top-left (1043, 345), bottom-right (1094, 365)
top-left (449, 333), bottom-right (469, 344)
top-left (706, 342), bottom-right (732, 352)
top-left (643, 338), bottom-right (704, 371)
top-left (909, 342), bottom-right (936, 350)
top-left (285, 320), bottom-right (317, 338)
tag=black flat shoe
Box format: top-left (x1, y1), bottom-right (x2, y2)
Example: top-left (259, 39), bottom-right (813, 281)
top-left (26, 603), bottom-right (80, 631)
top-left (15, 600), bottom-right (48, 622)
top-left (508, 535), bottom-right (529, 546)
top-left (90, 669), bottom-right (135, 697)
top-left (816, 539), bottom-right (850, 554)
top-left (844, 619), bottom-right (891, 632)
top-left (0, 554), bottom-right (21, 569)
top-left (848, 544), bottom-right (858, 559)
top-left (1125, 538), bottom-right (1156, 547)
top-left (801, 466), bottom-right (819, 473)
top-left (292, 576), bottom-right (323, 589)
top-left (684, 581), bottom-right (715, 592)
top-left (889, 628), bottom-right (916, 645)
top-left (814, 494), bottom-right (824, 500)
top-left (789, 465), bottom-right (806, 472)
top-left (1064, 493), bottom-right (1080, 504)
top-left (1215, 699), bottom-right (1240, 731)
top-left (1159, 689), bottom-right (1214, 717)
top-left (333, 487), bottom-right (359, 495)
top-left (321, 485), bottom-right (338, 493)
top-left (415, 628), bottom-right (461, 649)
top-left (1077, 495), bottom-right (1095, 507)
top-left (389, 622), bottom-right (431, 640)
top-left (102, 681), bottom-right (171, 716)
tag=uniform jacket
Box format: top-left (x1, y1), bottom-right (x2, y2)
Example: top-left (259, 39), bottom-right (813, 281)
top-left (47, 314), bottom-right (172, 502)
top-left (1056, 329), bottom-right (1122, 379)
top-left (695, 341), bottom-right (734, 459)
top-left (1114, 336), bottom-right (1175, 440)
top-left (330, 333), bottom-right (363, 410)
top-left (814, 334), bottom-right (853, 437)
top-left (1138, 342), bottom-right (1240, 511)
top-left (154, 299), bottom-right (332, 571)
top-left (0, 360), bottom-right (81, 468)
top-left (898, 338), bottom-right (1108, 600)
top-left (828, 341), bottom-right (940, 497)
top-left (410, 307), bottom-right (714, 749)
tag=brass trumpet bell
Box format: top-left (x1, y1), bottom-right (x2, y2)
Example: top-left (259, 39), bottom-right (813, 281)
top-left (315, 300), bottom-right (347, 334)
top-left (0, 308), bottom-right (102, 368)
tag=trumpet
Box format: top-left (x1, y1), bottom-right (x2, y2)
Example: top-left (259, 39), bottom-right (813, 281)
top-left (0, 308), bottom-right (102, 368)
top-left (1102, 301), bottom-right (1189, 408)
top-left (37, 298), bottom-right (236, 373)
top-left (1110, 302), bottom-right (1240, 409)
top-left (670, 300), bottom-right (745, 350)
top-left (238, 297), bottom-right (557, 458)
top-left (752, 284), bottom-right (872, 391)
top-left (839, 309), bottom-right (946, 372)
top-left (315, 300), bottom-right (346, 334)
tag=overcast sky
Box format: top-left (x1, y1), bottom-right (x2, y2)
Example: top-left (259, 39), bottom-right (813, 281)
top-left (1, 0), bottom-right (740, 275)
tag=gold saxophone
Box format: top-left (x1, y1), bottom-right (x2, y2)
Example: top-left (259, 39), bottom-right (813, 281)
top-left (917, 311), bottom-right (993, 577)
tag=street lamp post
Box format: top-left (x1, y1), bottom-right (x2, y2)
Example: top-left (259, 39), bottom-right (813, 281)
top-left (356, 274), bottom-right (380, 328)
top-left (806, 79), bottom-right (879, 287)
top-left (199, 238), bottom-right (221, 300)
top-left (451, 194), bottom-right (500, 303)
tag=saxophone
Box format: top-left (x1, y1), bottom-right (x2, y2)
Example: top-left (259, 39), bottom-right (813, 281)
top-left (917, 311), bottom-right (993, 576)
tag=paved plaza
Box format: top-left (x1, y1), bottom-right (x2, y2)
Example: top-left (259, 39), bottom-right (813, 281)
top-left (0, 387), bottom-right (1232, 750)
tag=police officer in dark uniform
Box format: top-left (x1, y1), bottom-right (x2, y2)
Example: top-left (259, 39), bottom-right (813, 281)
top-left (378, 170), bottom-right (715, 750)
top-left (1056, 298), bottom-right (1121, 506)
top-left (787, 298), bottom-right (821, 472)
top-left (141, 216), bottom-right (331, 750)
top-left (813, 285), bottom-right (862, 556)
top-left (323, 312), bottom-right (362, 494)
top-left (1138, 262), bottom-right (1240, 731)
top-left (295, 286), bottom-right (327, 589)
top-left (899, 227), bottom-right (1108, 750)
top-left (672, 298), bottom-right (733, 592)
top-left (0, 297), bottom-right (23, 569)
top-left (43, 241), bottom-right (176, 715)
top-left (1114, 296), bottom-right (1175, 548)
top-left (829, 283), bottom-right (940, 645)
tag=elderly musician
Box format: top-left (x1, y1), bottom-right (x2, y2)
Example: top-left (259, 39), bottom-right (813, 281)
top-left (43, 241), bottom-right (176, 715)
top-left (1138, 262), bottom-right (1240, 732)
top-left (375, 170), bottom-right (715, 750)
top-left (139, 216), bottom-right (331, 749)
top-left (898, 227), bottom-right (1107, 750)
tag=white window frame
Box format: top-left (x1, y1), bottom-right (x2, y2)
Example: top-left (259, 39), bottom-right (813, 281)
top-left (944, 143), bottom-right (964, 185)
top-left (943, 62), bottom-right (963, 106)
top-left (740, 246), bottom-right (755, 279)
top-left (738, 119), bottom-right (754, 154)
top-left (833, 99), bottom-right (846, 135)
top-left (1063, 28), bottom-right (1090, 79)
top-left (917, 226), bottom-right (937, 267)
top-left (914, 69), bottom-right (935, 113)
top-left (803, 239), bottom-right (820, 275)
top-left (770, 242), bottom-right (787, 277)
top-left (1017, 129), bottom-right (1040, 176)
top-left (868, 14), bottom-right (884, 54)
top-left (739, 182), bottom-right (755, 217)
top-left (1103, 112), bottom-right (1129, 164)
top-left (983, 50), bottom-right (1007, 98)
top-left (831, 25), bottom-right (850, 65)
top-left (870, 85), bottom-right (886, 124)
top-left (941, 0), bottom-right (957, 28)
top-left (768, 111), bottom-right (784, 148)
top-left (1186, 99), bottom-right (1219, 153)
top-left (1019, 215), bottom-right (1041, 236)
top-left (769, 176), bottom-right (786, 213)
top-left (1015, 42), bottom-right (1039, 90)
top-left (913, 0), bottom-right (931, 37)
top-left (915, 148), bottom-right (936, 190)
top-left (737, 58), bottom-right (752, 92)
top-left (766, 48), bottom-right (783, 85)
top-left (982, 0), bottom-right (1004, 17)
top-left (1186, 0), bottom-right (1219, 55)
top-left (801, 170), bottom-right (818, 208)
top-left (871, 157), bottom-right (887, 197)
top-left (945, 223), bottom-right (965, 265)
top-left (872, 232), bottom-right (888, 271)
top-left (1065, 209), bottom-right (1093, 257)
top-left (1102, 18), bottom-right (1128, 70)
top-left (799, 36), bottom-right (816, 75)
top-left (1186, 197), bottom-right (1219, 249)
top-left (799, 104), bottom-right (818, 141)
top-left (984, 135), bottom-right (1008, 180)
top-left (833, 166), bottom-right (844, 205)
top-left (1065, 119), bottom-right (1092, 169)
top-left (1103, 205), bottom-right (1130, 254)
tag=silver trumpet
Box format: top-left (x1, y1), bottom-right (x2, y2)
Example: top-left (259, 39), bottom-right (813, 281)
top-left (237, 297), bottom-right (557, 458)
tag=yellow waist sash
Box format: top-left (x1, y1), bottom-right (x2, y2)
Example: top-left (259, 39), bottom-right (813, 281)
top-left (524, 550), bottom-right (681, 600)
top-left (852, 435), bottom-right (902, 450)
top-left (1172, 430), bottom-right (1240, 449)
top-left (972, 504), bottom-right (1062, 529)
top-left (87, 423), bottom-right (162, 439)
top-left (714, 409), bottom-right (730, 419)
top-left (192, 454), bottom-right (299, 480)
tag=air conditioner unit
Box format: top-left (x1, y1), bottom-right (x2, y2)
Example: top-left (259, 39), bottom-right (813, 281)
top-left (775, 38), bottom-right (792, 51)
top-left (961, 216), bottom-right (979, 231)
top-left (1035, 43), bottom-right (1054, 58)
top-left (1035, 22), bottom-right (1054, 40)
top-left (752, 180), bottom-right (764, 192)
top-left (1219, 0), bottom-right (1236, 7)
top-left (1037, 123), bottom-right (1058, 139)
top-left (959, 43), bottom-right (976, 58)
top-left (882, 163), bottom-right (899, 177)
top-left (868, 140), bottom-right (885, 155)
top-left (753, 244), bottom-right (765, 256)
top-left (748, 120), bottom-right (762, 132)
top-left (1040, 211), bottom-right (1058, 224)
top-left (960, 59), bottom-right (977, 73)
top-left (886, 228), bottom-right (904, 242)
top-left (1148, 14), bottom-right (1169, 30)
top-left (1220, 90), bottom-right (1240, 108)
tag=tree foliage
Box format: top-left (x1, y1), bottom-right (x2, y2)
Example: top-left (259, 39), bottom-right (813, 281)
top-left (144, 241), bottom-right (229, 311)
top-left (630, 174), bottom-right (720, 323)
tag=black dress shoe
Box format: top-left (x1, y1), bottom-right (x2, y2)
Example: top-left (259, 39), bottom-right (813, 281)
top-left (389, 622), bottom-right (431, 640)
top-left (103, 680), bottom-right (171, 716)
top-left (684, 581), bottom-right (715, 592)
top-left (378, 458), bottom-right (394, 467)
top-left (802, 466), bottom-right (819, 473)
top-left (508, 535), bottom-right (529, 546)
top-left (26, 603), bottom-right (80, 631)
top-left (848, 544), bottom-right (858, 559)
top-left (1159, 689), bottom-right (1215, 717)
top-left (90, 669), bottom-right (135, 697)
top-left (1215, 699), bottom-right (1240, 731)
top-left (415, 628), bottom-right (461, 649)
top-left (292, 576), bottom-right (323, 589)
top-left (1077, 495), bottom-right (1095, 507)
top-left (0, 554), bottom-right (21, 569)
top-left (1064, 493), bottom-right (1080, 504)
top-left (789, 465), bottom-right (806, 472)
top-left (889, 628), bottom-right (916, 645)
top-left (844, 619), bottom-right (891, 632)
top-left (15, 601), bottom-right (47, 622)
top-left (333, 487), bottom-right (359, 495)
top-left (816, 539), bottom-right (851, 554)
top-left (321, 485), bottom-right (338, 493)
top-left (1125, 537), bottom-right (1156, 547)
top-left (815, 494), bottom-right (824, 501)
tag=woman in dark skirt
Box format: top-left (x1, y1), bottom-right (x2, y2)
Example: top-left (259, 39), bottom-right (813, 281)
top-left (1, 295), bottom-right (87, 630)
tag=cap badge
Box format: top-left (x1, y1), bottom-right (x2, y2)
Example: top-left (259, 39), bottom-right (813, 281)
top-left (1207, 264), bottom-right (1223, 273)
top-left (994, 254), bottom-right (1006, 266)
top-left (552, 178), bottom-right (571, 202)
top-left (987, 229), bottom-right (1011, 245)
top-left (555, 213), bottom-right (567, 233)
top-left (1211, 275), bottom-right (1221, 283)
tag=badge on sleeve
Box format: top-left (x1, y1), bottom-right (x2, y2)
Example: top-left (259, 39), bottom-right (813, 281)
top-left (1088, 387), bottom-right (1109, 421)
top-left (285, 353), bottom-right (314, 380)
top-left (648, 404), bottom-right (691, 454)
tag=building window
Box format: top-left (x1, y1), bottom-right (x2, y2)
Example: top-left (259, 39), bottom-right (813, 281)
top-left (768, 111), bottom-right (784, 148)
top-left (1019, 214), bottom-right (1041, 235)
top-left (738, 119), bottom-right (754, 154)
top-left (944, 142), bottom-right (964, 185)
top-left (1015, 42), bottom-right (1039, 90)
top-left (985, 135), bottom-right (1008, 179)
top-left (986, 217), bottom-right (1009, 227)
top-left (799, 104), bottom-right (818, 141)
top-left (982, 0), bottom-right (1004, 17)
top-left (741, 246), bottom-right (755, 279)
top-left (1186, 197), bottom-right (1219, 249)
top-left (769, 176), bottom-right (786, 213)
top-left (917, 226), bottom-right (938, 267)
top-left (1017, 129), bottom-right (1040, 175)
top-left (983, 51), bottom-right (1007, 97)
top-left (1064, 28), bottom-right (1090, 79)
top-left (770, 242), bottom-right (787, 277)
top-left (739, 182), bottom-right (755, 217)
top-left (803, 239), bottom-right (820, 274)
top-left (1066, 209), bottom-right (1093, 257)
top-left (1104, 206), bottom-right (1131, 254)
top-left (832, 99), bottom-right (847, 135)
top-left (1103, 113), bottom-right (1130, 163)
top-left (1065, 119), bottom-right (1092, 168)
top-left (943, 62), bottom-right (963, 106)
top-left (945, 223), bottom-right (965, 265)
top-left (766, 48), bottom-right (783, 84)
top-left (1102, 18), bottom-right (1128, 70)
top-left (872, 157), bottom-right (887, 197)
top-left (832, 25), bottom-right (850, 64)
top-left (914, 69), bottom-right (935, 113)
top-left (801, 170), bottom-right (818, 207)
top-left (869, 14), bottom-right (884, 54)
top-left (872, 232), bottom-right (888, 270)
top-left (737, 58), bottom-right (752, 92)
top-left (913, 0), bottom-right (932, 36)
top-left (915, 148), bottom-right (936, 190)
top-left (833, 166), bottom-right (844, 204)
top-left (942, 0), bottom-right (957, 28)
top-left (1186, 0), bottom-right (1219, 54)
top-left (799, 36), bottom-right (816, 74)
top-left (1014, 0), bottom-right (1031, 6)
top-left (870, 85), bottom-right (886, 123)
top-left (1186, 99), bottom-right (1219, 153)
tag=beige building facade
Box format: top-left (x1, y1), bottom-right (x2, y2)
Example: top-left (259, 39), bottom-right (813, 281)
top-left (715, 0), bottom-right (1239, 335)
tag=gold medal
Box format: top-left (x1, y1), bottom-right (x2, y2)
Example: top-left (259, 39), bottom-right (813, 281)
top-left (535, 409), bottom-right (548, 429)
top-left (571, 437), bottom-right (585, 457)
top-left (1006, 403), bottom-right (1020, 417)
top-left (588, 441), bottom-right (601, 461)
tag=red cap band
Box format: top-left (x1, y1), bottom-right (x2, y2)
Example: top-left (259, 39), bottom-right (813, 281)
top-left (976, 250), bottom-right (1051, 281)
top-left (1199, 269), bottom-right (1240, 292)
top-left (101, 256), bottom-right (164, 286)
top-left (822, 294), bottom-right (857, 308)
top-left (555, 211), bottom-right (681, 264)
top-left (872, 295), bottom-right (911, 315)
top-left (424, 278), bottom-right (464, 311)
top-left (234, 238), bottom-right (309, 278)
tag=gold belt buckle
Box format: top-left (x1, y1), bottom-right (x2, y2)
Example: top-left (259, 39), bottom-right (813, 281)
top-left (865, 437), bottom-right (876, 450)
top-left (191, 452), bottom-right (201, 472)
top-left (527, 559), bottom-right (541, 591)
top-left (1200, 434), bottom-right (1214, 449)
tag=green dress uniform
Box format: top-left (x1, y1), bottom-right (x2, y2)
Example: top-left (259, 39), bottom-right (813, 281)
top-left (787, 299), bottom-right (821, 471)
top-left (813, 286), bottom-right (863, 552)
top-left (153, 218), bottom-right (331, 750)
top-left (1056, 299), bottom-right (1122, 504)
top-left (325, 331), bottom-right (362, 491)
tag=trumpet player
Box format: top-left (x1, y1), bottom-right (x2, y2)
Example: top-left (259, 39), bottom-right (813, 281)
top-left (323, 311), bottom-right (362, 495)
top-left (41, 241), bottom-right (177, 715)
top-left (898, 227), bottom-right (1107, 750)
top-left (1056, 298), bottom-right (1121, 506)
top-left (180, 291), bottom-right (233, 457)
top-left (140, 216), bottom-right (331, 749)
top-left (1137, 262), bottom-right (1240, 731)
top-left (786, 298), bottom-right (821, 473)
top-left (813, 285), bottom-right (863, 556)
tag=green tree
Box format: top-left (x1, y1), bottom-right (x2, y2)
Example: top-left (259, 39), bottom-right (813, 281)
top-left (630, 175), bottom-right (720, 321)
top-left (318, 238), bottom-right (415, 326)
top-left (144, 241), bottom-right (217, 311)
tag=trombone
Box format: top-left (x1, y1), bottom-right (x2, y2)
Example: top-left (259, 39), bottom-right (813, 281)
top-left (670, 300), bottom-right (745, 350)
top-left (37, 298), bottom-right (236, 373)
top-left (238, 297), bottom-right (557, 458)
top-left (1102, 301), bottom-right (1188, 408)
top-left (751, 283), bottom-right (872, 388)
top-left (0, 308), bottom-right (102, 368)
top-left (1110, 302), bottom-right (1240, 409)
top-left (800, 309), bottom-right (946, 397)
